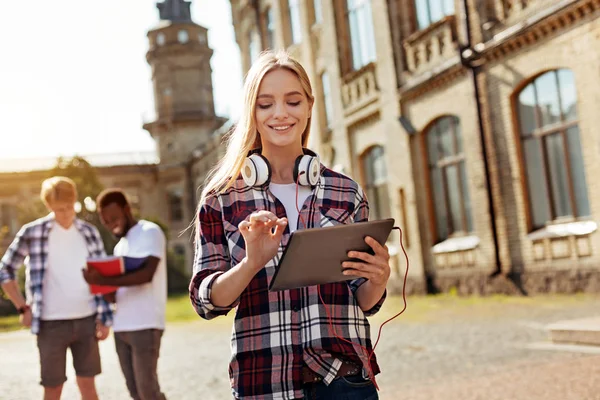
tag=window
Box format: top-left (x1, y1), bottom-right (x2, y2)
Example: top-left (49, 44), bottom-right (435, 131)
top-left (177, 29), bottom-right (189, 44)
top-left (248, 29), bottom-right (261, 65)
top-left (362, 146), bottom-right (390, 220)
top-left (516, 69), bottom-right (589, 229)
top-left (264, 7), bottom-right (275, 49)
top-left (314, 0), bottom-right (323, 24)
top-left (320, 72), bottom-right (333, 129)
top-left (168, 189), bottom-right (184, 222)
top-left (288, 0), bottom-right (302, 44)
top-left (156, 33), bottom-right (166, 46)
top-left (426, 116), bottom-right (473, 242)
top-left (415, 0), bottom-right (455, 30)
top-left (346, 0), bottom-right (377, 70)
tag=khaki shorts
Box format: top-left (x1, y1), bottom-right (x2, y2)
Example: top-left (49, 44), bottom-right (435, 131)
top-left (37, 315), bottom-right (101, 387)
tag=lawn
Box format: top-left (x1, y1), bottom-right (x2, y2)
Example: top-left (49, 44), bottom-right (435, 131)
top-left (0, 294), bottom-right (201, 333)
top-left (0, 292), bottom-right (597, 333)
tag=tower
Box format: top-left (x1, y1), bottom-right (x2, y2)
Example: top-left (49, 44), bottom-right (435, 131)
top-left (142, 0), bottom-right (226, 277)
top-left (143, 0), bottom-right (224, 165)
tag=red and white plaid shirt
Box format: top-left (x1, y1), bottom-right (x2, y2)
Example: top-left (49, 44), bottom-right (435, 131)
top-left (190, 165), bottom-right (386, 399)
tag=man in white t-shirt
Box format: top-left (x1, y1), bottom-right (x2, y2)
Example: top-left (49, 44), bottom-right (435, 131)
top-left (0, 176), bottom-right (112, 400)
top-left (83, 188), bottom-right (167, 400)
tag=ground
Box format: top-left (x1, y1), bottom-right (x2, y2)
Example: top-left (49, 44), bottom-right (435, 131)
top-left (1, 294), bottom-right (599, 400)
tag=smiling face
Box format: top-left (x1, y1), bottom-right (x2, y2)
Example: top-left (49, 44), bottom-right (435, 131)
top-left (99, 202), bottom-right (133, 239)
top-left (254, 68), bottom-right (313, 153)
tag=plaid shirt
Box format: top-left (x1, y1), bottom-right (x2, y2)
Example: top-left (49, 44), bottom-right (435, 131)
top-left (190, 165), bottom-right (386, 400)
top-left (0, 214), bottom-right (113, 334)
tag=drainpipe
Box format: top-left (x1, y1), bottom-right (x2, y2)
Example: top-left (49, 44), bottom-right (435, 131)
top-left (458, 0), bottom-right (502, 278)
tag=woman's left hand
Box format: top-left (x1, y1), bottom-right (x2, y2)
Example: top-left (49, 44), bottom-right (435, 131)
top-left (342, 236), bottom-right (391, 287)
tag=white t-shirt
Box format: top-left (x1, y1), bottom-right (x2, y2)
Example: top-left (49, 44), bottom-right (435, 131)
top-left (112, 220), bottom-right (167, 332)
top-left (269, 183), bottom-right (311, 232)
top-left (42, 224), bottom-right (96, 320)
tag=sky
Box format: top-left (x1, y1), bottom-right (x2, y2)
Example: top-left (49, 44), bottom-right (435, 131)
top-left (0, 0), bottom-right (242, 160)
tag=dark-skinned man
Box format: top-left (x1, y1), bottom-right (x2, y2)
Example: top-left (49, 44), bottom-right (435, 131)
top-left (83, 188), bottom-right (167, 400)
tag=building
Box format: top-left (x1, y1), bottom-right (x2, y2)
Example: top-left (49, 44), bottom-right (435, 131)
top-left (229, 0), bottom-right (600, 294)
top-left (0, 0), bottom-right (227, 274)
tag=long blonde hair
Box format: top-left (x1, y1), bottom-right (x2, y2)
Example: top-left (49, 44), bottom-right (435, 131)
top-left (199, 50), bottom-right (315, 205)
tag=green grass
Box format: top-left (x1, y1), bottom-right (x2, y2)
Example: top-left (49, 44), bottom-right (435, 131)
top-left (0, 315), bottom-right (21, 333)
top-left (0, 292), bottom-right (598, 333)
top-left (165, 293), bottom-right (200, 323)
top-left (0, 293), bottom-right (216, 333)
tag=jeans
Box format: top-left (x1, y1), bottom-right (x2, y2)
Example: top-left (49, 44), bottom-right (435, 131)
top-left (114, 329), bottom-right (166, 400)
top-left (302, 375), bottom-right (379, 400)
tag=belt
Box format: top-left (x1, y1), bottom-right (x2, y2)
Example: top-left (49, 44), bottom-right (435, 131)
top-left (302, 361), bottom-right (362, 384)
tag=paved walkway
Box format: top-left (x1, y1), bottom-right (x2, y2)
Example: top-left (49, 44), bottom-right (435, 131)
top-left (1, 295), bottom-right (600, 400)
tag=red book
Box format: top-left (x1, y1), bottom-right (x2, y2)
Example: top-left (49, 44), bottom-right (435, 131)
top-left (86, 256), bottom-right (147, 295)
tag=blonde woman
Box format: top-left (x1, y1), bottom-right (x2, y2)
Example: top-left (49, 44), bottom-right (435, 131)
top-left (190, 50), bottom-right (391, 400)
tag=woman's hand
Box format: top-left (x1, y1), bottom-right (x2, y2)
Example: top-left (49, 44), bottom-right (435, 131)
top-left (239, 210), bottom-right (287, 272)
top-left (342, 236), bottom-right (391, 287)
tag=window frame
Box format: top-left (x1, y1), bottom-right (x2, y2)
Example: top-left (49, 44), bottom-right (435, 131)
top-left (345, 0), bottom-right (377, 71)
top-left (414, 0), bottom-right (455, 31)
top-left (422, 115), bottom-right (473, 243)
top-left (360, 145), bottom-right (390, 221)
top-left (512, 69), bottom-right (589, 231)
top-left (288, 0), bottom-right (303, 45)
top-left (248, 28), bottom-right (261, 65)
top-left (262, 7), bottom-right (275, 50)
top-left (313, 0), bottom-right (323, 24)
top-left (167, 188), bottom-right (184, 223)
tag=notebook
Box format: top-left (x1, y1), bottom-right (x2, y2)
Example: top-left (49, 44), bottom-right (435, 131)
top-left (86, 256), bottom-right (147, 294)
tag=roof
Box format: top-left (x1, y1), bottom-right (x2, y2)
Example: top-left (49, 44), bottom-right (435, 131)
top-left (0, 151), bottom-right (160, 173)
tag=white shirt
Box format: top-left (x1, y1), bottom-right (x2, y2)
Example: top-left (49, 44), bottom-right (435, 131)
top-left (269, 183), bottom-right (312, 232)
top-left (42, 224), bottom-right (96, 320)
top-left (112, 220), bottom-right (167, 332)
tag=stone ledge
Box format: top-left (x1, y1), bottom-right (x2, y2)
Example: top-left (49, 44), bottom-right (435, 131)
top-left (548, 317), bottom-right (600, 346)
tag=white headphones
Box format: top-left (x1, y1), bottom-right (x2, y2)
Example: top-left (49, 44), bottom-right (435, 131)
top-left (242, 149), bottom-right (321, 187)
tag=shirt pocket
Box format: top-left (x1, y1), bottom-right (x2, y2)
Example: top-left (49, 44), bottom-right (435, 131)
top-left (318, 207), bottom-right (354, 228)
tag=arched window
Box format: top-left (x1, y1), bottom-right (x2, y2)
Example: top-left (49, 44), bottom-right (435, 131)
top-left (362, 146), bottom-right (390, 220)
top-left (426, 116), bottom-right (472, 242)
top-left (516, 69), bottom-right (589, 229)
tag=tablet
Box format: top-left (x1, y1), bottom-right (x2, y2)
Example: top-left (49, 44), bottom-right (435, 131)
top-left (269, 218), bottom-right (395, 291)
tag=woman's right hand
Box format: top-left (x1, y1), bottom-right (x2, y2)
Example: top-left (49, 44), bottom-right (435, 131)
top-left (239, 210), bottom-right (287, 272)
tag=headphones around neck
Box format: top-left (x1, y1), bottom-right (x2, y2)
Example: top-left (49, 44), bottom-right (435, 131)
top-left (242, 149), bottom-right (321, 188)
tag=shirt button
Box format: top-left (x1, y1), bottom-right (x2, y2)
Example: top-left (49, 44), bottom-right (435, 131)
top-left (292, 305), bottom-right (300, 312)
